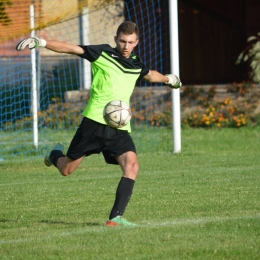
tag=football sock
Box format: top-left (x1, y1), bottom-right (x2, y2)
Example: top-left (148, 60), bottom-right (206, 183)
top-left (50, 150), bottom-right (65, 167)
top-left (109, 177), bottom-right (135, 220)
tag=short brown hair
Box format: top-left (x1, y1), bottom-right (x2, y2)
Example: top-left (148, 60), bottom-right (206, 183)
top-left (116, 21), bottom-right (139, 38)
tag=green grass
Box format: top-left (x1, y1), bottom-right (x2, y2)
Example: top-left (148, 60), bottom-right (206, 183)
top-left (0, 126), bottom-right (173, 157)
top-left (0, 127), bottom-right (260, 259)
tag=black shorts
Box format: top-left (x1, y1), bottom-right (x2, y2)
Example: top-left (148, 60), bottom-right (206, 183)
top-left (66, 117), bottom-right (136, 165)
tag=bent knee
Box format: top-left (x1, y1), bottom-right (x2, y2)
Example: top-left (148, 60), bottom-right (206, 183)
top-left (127, 160), bottom-right (139, 172)
top-left (124, 161), bottom-right (139, 179)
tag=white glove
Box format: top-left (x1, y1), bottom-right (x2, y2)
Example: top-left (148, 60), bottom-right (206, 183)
top-left (165, 74), bottom-right (182, 89)
top-left (16, 37), bottom-right (46, 51)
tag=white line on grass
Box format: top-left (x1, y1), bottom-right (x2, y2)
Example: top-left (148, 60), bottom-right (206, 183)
top-left (0, 170), bottom-right (160, 186)
top-left (0, 173), bottom-right (121, 186)
top-left (0, 214), bottom-right (259, 245)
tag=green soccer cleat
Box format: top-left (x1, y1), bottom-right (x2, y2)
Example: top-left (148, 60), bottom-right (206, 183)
top-left (44, 143), bottom-right (64, 167)
top-left (106, 216), bottom-right (137, 227)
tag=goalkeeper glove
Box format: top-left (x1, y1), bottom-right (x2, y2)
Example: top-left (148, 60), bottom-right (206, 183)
top-left (165, 74), bottom-right (182, 89)
top-left (16, 37), bottom-right (46, 51)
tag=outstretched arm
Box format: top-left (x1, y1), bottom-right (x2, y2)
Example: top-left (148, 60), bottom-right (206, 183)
top-left (16, 37), bottom-right (84, 55)
top-left (45, 40), bottom-right (84, 55)
top-left (144, 70), bottom-right (169, 83)
top-left (144, 70), bottom-right (182, 89)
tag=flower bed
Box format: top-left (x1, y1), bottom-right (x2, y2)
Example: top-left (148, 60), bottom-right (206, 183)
top-left (2, 83), bottom-right (260, 131)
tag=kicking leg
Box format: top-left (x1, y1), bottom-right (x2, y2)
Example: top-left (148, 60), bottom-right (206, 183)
top-left (44, 143), bottom-right (84, 176)
top-left (56, 156), bottom-right (84, 176)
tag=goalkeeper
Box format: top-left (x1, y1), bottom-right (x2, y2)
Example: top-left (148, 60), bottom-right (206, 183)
top-left (16, 21), bottom-right (181, 226)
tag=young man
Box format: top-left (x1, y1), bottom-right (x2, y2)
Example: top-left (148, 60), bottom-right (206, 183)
top-left (16, 21), bottom-right (181, 226)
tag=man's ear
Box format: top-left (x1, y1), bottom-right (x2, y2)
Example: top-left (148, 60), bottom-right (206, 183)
top-left (134, 39), bottom-right (139, 47)
top-left (114, 36), bottom-right (117, 43)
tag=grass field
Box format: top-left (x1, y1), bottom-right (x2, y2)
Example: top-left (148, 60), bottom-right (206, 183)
top-left (0, 127), bottom-right (260, 259)
top-left (0, 125), bottom-right (173, 157)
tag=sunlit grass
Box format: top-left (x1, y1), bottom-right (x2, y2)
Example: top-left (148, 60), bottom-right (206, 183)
top-left (0, 127), bottom-right (260, 259)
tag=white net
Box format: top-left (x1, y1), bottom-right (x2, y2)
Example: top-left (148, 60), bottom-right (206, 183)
top-left (0, 0), bottom-right (173, 157)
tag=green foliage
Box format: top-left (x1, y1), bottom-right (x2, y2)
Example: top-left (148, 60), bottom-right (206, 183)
top-left (2, 83), bottom-right (260, 131)
top-left (1, 128), bottom-right (260, 259)
top-left (1, 97), bottom-right (86, 131)
top-left (236, 33), bottom-right (260, 83)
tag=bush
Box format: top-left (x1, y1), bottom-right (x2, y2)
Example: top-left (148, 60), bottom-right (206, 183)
top-left (2, 83), bottom-right (260, 130)
top-left (1, 98), bottom-right (86, 131)
top-left (181, 83), bottom-right (259, 128)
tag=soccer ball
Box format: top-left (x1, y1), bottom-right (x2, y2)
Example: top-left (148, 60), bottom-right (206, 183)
top-left (103, 100), bottom-right (132, 128)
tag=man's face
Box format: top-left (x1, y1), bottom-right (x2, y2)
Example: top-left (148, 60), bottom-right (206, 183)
top-left (114, 32), bottom-right (139, 58)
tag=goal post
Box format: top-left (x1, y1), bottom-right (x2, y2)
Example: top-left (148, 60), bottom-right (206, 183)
top-left (169, 0), bottom-right (181, 153)
top-left (30, 4), bottom-right (38, 149)
top-left (0, 0), bottom-right (181, 157)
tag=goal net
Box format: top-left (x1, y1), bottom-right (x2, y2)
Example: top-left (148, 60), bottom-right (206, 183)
top-left (0, 0), bottom-right (173, 158)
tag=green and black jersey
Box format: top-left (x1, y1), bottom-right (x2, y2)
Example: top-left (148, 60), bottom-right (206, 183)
top-left (78, 44), bottom-right (149, 132)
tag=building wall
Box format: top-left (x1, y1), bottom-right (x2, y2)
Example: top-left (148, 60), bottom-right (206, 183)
top-left (125, 0), bottom-right (260, 84)
top-left (0, 0), bottom-right (123, 56)
top-left (178, 0), bottom-right (247, 84)
top-left (39, 2), bottom-right (123, 56)
top-left (1, 0), bottom-right (260, 84)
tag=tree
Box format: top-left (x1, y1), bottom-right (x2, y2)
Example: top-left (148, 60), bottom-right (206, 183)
top-left (236, 33), bottom-right (260, 83)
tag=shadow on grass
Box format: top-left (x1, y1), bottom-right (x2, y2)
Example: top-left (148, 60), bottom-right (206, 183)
top-left (0, 219), bottom-right (100, 227)
top-left (39, 219), bottom-right (100, 227)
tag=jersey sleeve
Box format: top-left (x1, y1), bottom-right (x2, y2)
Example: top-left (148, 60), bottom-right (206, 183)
top-left (139, 65), bottom-right (149, 79)
top-left (77, 44), bottom-right (110, 62)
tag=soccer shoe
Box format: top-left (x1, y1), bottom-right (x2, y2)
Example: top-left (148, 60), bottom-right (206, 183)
top-left (106, 216), bottom-right (137, 227)
top-left (44, 143), bottom-right (64, 167)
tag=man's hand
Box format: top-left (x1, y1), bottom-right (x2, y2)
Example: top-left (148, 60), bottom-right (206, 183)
top-left (16, 37), bottom-right (46, 51)
top-left (165, 74), bottom-right (182, 89)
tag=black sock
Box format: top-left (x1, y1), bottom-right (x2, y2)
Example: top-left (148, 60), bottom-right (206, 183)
top-left (109, 177), bottom-right (135, 220)
top-left (49, 150), bottom-right (65, 167)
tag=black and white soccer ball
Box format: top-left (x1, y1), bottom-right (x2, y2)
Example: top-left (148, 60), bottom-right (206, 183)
top-left (103, 100), bottom-right (132, 128)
